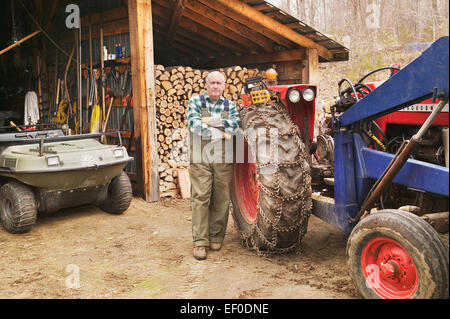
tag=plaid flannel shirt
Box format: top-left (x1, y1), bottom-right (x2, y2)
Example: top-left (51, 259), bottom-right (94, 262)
top-left (187, 92), bottom-right (240, 137)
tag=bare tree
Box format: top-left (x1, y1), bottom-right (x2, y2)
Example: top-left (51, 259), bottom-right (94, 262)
top-left (268, 0), bottom-right (449, 47)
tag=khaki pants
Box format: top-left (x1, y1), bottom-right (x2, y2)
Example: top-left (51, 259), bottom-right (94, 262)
top-left (190, 139), bottom-right (233, 247)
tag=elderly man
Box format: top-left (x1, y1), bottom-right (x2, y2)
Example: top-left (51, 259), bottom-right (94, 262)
top-left (187, 71), bottom-right (241, 260)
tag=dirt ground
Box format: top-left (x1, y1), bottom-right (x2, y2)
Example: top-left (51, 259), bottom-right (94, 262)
top-left (0, 197), bottom-right (447, 299)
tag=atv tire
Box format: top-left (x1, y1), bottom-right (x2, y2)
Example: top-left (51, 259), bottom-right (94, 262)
top-left (0, 181), bottom-right (37, 234)
top-left (100, 171), bottom-right (133, 214)
top-left (231, 100), bottom-right (312, 256)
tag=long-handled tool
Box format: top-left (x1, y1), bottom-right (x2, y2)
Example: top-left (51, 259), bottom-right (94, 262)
top-left (54, 77), bottom-right (61, 117)
top-left (102, 96), bottom-right (114, 133)
top-left (100, 25), bottom-right (106, 132)
top-left (101, 95), bottom-right (114, 143)
top-left (0, 30), bottom-right (41, 56)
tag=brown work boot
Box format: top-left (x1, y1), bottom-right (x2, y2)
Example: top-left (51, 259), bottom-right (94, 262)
top-left (209, 242), bottom-right (222, 251)
top-left (193, 246), bottom-right (207, 260)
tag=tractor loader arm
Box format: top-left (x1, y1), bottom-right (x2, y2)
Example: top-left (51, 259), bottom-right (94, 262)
top-left (338, 36), bottom-right (448, 127)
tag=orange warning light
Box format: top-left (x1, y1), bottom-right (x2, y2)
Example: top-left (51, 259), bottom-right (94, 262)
top-left (266, 68), bottom-right (277, 80)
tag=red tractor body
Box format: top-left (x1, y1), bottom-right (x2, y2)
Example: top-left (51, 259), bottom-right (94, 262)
top-left (366, 81), bottom-right (449, 131)
top-left (268, 84), bottom-right (317, 143)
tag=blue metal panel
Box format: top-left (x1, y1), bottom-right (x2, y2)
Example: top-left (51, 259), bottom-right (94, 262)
top-left (352, 134), bottom-right (374, 204)
top-left (330, 131), bottom-right (359, 234)
top-left (339, 36), bottom-right (449, 126)
top-left (311, 196), bottom-right (345, 233)
top-left (361, 148), bottom-right (449, 196)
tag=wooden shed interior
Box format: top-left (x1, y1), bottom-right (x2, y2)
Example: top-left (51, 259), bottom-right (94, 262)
top-left (0, 0), bottom-right (348, 201)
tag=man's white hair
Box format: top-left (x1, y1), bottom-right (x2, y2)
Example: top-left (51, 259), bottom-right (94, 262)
top-left (206, 71), bottom-right (225, 84)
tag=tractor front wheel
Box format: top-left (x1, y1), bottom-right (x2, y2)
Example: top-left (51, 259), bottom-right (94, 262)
top-left (347, 209), bottom-right (449, 299)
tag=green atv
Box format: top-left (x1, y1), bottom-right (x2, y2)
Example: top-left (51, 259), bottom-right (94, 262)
top-left (0, 127), bottom-right (133, 233)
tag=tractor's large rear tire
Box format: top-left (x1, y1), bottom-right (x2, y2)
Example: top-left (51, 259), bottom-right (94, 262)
top-left (231, 101), bottom-right (312, 256)
top-left (0, 181), bottom-right (37, 234)
top-left (347, 209), bottom-right (449, 299)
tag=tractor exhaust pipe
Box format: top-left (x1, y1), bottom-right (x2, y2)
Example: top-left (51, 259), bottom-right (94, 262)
top-left (355, 98), bottom-right (449, 223)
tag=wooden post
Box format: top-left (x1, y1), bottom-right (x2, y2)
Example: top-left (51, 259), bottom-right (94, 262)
top-left (302, 48), bottom-right (319, 85)
top-left (301, 48), bottom-right (320, 139)
top-left (128, 0), bottom-right (160, 202)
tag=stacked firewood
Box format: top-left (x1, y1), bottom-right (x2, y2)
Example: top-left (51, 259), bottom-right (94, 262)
top-left (155, 64), bottom-right (260, 197)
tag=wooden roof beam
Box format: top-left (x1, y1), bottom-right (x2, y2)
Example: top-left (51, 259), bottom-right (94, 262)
top-left (264, 10), bottom-right (290, 19)
top-left (81, 7), bottom-right (128, 26)
top-left (251, 3), bottom-right (275, 11)
top-left (182, 8), bottom-right (261, 53)
top-left (176, 29), bottom-right (225, 54)
top-left (178, 18), bottom-right (247, 54)
top-left (198, 0), bottom-right (295, 50)
top-left (204, 48), bottom-right (306, 68)
top-left (212, 0), bottom-right (333, 61)
top-left (167, 0), bottom-right (185, 46)
top-left (152, 1), bottom-right (247, 54)
top-left (283, 21), bottom-right (306, 29)
top-left (174, 34), bottom-right (220, 57)
top-left (184, 0), bottom-right (274, 52)
top-left (60, 18), bottom-right (130, 43)
top-left (152, 2), bottom-right (225, 56)
top-left (154, 16), bottom-right (224, 55)
top-left (43, 0), bottom-right (59, 31)
top-left (154, 0), bottom-right (259, 53)
top-left (154, 31), bottom-right (208, 58)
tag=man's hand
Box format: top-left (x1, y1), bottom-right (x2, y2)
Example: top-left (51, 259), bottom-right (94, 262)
top-left (202, 115), bottom-right (223, 127)
top-left (210, 128), bottom-right (232, 140)
top-left (210, 127), bottom-right (223, 140)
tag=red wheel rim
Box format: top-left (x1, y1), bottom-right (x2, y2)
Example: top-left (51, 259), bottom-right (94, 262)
top-left (234, 143), bottom-right (259, 224)
top-left (361, 237), bottom-right (418, 299)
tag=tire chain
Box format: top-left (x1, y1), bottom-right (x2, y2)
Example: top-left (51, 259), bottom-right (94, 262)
top-left (232, 99), bottom-right (312, 257)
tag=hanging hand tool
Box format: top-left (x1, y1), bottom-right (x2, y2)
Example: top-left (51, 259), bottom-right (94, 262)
top-left (54, 77), bottom-right (61, 116)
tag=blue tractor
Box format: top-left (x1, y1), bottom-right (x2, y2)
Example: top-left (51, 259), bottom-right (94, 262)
top-left (231, 36), bottom-right (449, 299)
